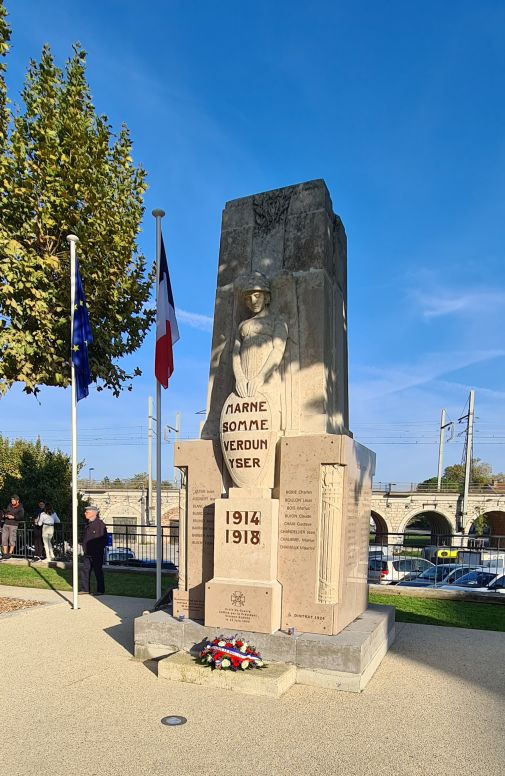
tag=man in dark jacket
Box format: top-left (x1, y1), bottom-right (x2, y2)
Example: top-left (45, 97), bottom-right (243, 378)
top-left (1, 495), bottom-right (25, 559)
top-left (79, 505), bottom-right (108, 596)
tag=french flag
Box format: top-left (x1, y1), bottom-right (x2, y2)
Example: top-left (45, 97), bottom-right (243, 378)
top-left (155, 235), bottom-right (179, 388)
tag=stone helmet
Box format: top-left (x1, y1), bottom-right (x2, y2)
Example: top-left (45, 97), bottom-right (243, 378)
top-left (237, 271), bottom-right (271, 295)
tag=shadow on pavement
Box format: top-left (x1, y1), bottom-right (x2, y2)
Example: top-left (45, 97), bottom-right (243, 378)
top-left (97, 595), bottom-right (156, 654)
top-left (30, 564), bottom-right (72, 605)
top-left (389, 622), bottom-right (505, 699)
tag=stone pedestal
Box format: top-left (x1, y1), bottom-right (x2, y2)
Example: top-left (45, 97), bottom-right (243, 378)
top-left (205, 488), bottom-right (281, 634)
top-left (277, 434), bottom-right (375, 636)
top-left (172, 440), bottom-right (223, 621)
top-left (135, 605), bottom-right (396, 694)
top-left (158, 652), bottom-right (296, 698)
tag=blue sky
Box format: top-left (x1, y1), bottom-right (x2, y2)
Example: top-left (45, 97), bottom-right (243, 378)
top-left (1, 0), bottom-right (504, 484)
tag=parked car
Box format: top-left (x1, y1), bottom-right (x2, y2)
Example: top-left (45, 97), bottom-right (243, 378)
top-left (439, 569), bottom-right (505, 593)
top-left (104, 548), bottom-right (177, 574)
top-left (136, 559), bottom-right (178, 574)
top-left (104, 547), bottom-right (135, 565)
top-left (368, 556), bottom-right (434, 584)
top-left (397, 563), bottom-right (479, 588)
top-left (368, 545), bottom-right (388, 557)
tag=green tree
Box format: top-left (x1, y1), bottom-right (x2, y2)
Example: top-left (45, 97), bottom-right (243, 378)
top-left (0, 434), bottom-right (80, 520)
top-left (472, 510), bottom-right (489, 537)
top-left (418, 459), bottom-right (493, 492)
top-left (0, 8), bottom-right (153, 396)
top-left (128, 472), bottom-right (148, 486)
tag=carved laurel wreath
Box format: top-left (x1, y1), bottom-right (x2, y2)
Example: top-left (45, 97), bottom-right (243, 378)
top-left (253, 189), bottom-right (292, 232)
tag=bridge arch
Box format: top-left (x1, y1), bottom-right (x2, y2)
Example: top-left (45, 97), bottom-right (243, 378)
top-left (398, 509), bottom-right (454, 541)
top-left (467, 510), bottom-right (505, 548)
top-left (370, 510), bottom-right (390, 540)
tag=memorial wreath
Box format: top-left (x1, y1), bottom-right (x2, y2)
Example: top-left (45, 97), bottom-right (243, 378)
top-left (199, 636), bottom-right (264, 671)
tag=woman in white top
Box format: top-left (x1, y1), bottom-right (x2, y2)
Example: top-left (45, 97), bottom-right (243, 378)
top-left (37, 503), bottom-right (60, 562)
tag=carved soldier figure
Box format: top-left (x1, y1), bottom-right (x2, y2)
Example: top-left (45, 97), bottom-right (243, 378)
top-left (232, 272), bottom-right (288, 429)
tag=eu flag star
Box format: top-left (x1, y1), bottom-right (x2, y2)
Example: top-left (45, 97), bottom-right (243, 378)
top-left (71, 258), bottom-right (93, 401)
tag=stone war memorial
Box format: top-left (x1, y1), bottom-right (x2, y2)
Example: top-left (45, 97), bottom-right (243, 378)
top-left (135, 180), bottom-right (395, 695)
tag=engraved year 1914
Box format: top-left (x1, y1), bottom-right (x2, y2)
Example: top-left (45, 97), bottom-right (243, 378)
top-left (225, 510), bottom-right (261, 545)
top-left (225, 510), bottom-right (261, 525)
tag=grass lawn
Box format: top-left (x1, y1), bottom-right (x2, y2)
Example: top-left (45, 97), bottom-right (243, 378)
top-left (402, 535), bottom-right (431, 548)
top-left (0, 564), bottom-right (177, 599)
top-left (1, 565), bottom-right (503, 633)
top-left (369, 591), bottom-right (505, 632)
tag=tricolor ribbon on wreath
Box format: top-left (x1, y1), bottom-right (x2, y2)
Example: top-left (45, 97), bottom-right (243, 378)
top-left (204, 643), bottom-right (263, 664)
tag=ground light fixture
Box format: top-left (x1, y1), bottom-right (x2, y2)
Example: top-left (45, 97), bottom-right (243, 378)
top-left (161, 716), bottom-right (187, 727)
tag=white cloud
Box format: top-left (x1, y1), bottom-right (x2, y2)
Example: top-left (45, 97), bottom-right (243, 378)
top-left (413, 289), bottom-right (505, 318)
top-left (433, 379), bottom-right (505, 401)
top-left (351, 349), bottom-right (505, 402)
top-left (176, 308), bottom-right (213, 332)
top-left (350, 352), bottom-right (505, 482)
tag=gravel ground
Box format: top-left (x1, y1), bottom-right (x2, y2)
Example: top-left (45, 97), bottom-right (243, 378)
top-left (0, 596), bottom-right (44, 613)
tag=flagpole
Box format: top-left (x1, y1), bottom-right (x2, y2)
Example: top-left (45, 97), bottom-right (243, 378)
top-left (67, 234), bottom-right (80, 611)
top-left (152, 209), bottom-right (165, 602)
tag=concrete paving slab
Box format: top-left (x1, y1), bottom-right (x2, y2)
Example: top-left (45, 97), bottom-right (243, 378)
top-left (1, 586), bottom-right (504, 776)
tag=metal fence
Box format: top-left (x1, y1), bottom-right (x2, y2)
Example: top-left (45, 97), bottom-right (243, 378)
top-left (78, 480), bottom-right (178, 491)
top-left (373, 481), bottom-right (505, 494)
top-left (368, 532), bottom-right (505, 585)
top-left (370, 530), bottom-right (505, 550)
top-left (4, 522), bottom-right (179, 569)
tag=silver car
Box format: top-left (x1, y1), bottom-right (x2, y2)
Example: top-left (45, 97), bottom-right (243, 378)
top-left (397, 564), bottom-right (479, 588)
top-left (439, 569), bottom-right (505, 593)
top-left (368, 555), bottom-right (434, 584)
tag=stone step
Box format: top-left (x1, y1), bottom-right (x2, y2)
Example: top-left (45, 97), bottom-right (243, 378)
top-left (158, 651), bottom-right (296, 698)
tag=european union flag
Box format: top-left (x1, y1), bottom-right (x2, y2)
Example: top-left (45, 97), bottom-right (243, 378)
top-left (72, 259), bottom-right (93, 401)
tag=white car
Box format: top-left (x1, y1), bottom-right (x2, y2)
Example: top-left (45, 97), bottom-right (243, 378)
top-left (368, 555), bottom-right (434, 585)
top-left (439, 569), bottom-right (505, 593)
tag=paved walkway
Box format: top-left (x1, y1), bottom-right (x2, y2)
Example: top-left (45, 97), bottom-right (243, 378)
top-left (0, 586), bottom-right (504, 776)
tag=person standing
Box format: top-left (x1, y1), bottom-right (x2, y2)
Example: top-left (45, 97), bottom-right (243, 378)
top-left (38, 503), bottom-right (60, 562)
top-left (33, 500), bottom-right (46, 561)
top-left (79, 505), bottom-right (108, 596)
top-left (1, 495), bottom-right (25, 559)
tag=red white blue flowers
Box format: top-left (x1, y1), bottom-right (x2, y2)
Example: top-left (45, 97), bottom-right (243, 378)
top-left (199, 636), bottom-right (264, 671)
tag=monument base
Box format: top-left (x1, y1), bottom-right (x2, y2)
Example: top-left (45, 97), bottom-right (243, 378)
top-left (134, 604), bottom-right (395, 693)
top-left (205, 578), bottom-right (282, 634)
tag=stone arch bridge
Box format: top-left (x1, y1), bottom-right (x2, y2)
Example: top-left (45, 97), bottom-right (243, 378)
top-left (371, 486), bottom-right (505, 541)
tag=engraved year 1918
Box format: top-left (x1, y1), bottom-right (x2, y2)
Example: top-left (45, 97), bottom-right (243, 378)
top-left (225, 511), bottom-right (261, 546)
top-left (225, 529), bottom-right (261, 545)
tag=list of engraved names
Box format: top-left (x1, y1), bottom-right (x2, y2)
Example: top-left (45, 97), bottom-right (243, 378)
top-left (279, 489), bottom-right (316, 552)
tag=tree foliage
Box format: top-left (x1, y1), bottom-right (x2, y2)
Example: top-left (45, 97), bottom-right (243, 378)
top-left (418, 459), bottom-right (494, 492)
top-left (0, 434), bottom-right (80, 520)
top-left (472, 510), bottom-right (489, 537)
top-left (95, 472), bottom-right (172, 488)
top-left (0, 2), bottom-right (153, 396)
